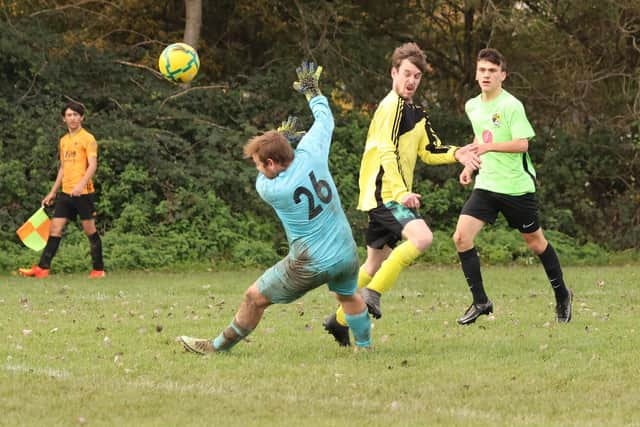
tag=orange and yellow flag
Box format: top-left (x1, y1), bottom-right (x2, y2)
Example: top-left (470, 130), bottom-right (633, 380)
top-left (16, 208), bottom-right (51, 251)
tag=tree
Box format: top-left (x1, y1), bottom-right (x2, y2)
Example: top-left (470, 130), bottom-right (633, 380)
top-left (184, 0), bottom-right (202, 48)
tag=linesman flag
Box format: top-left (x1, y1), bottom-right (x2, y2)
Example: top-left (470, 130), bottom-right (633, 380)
top-left (16, 207), bottom-right (51, 251)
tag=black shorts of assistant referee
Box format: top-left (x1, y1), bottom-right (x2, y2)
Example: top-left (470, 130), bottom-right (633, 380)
top-left (365, 201), bottom-right (422, 249)
top-left (461, 189), bottom-right (540, 234)
top-left (53, 193), bottom-right (97, 221)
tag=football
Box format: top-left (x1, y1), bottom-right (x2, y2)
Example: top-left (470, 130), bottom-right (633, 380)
top-left (158, 42), bottom-right (200, 83)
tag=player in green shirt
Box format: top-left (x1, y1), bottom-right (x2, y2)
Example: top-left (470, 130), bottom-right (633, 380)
top-left (453, 48), bottom-right (572, 325)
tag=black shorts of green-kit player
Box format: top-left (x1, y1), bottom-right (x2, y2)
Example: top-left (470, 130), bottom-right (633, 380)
top-left (457, 189), bottom-right (571, 324)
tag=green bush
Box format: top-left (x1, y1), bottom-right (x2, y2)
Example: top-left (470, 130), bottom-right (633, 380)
top-left (1, 14), bottom-right (637, 274)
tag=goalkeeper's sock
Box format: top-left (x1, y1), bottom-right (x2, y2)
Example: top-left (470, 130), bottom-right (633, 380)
top-left (336, 266), bottom-right (372, 327)
top-left (344, 308), bottom-right (371, 348)
top-left (538, 243), bottom-right (569, 300)
top-left (367, 240), bottom-right (421, 294)
top-left (458, 247), bottom-right (488, 304)
top-left (38, 236), bottom-right (61, 269)
top-left (212, 318), bottom-right (253, 352)
top-left (88, 232), bottom-right (104, 271)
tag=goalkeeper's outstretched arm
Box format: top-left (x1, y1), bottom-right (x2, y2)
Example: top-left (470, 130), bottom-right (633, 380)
top-left (292, 61), bottom-right (333, 158)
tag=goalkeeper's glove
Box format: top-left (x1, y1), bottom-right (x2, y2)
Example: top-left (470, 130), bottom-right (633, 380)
top-left (277, 116), bottom-right (306, 144)
top-left (293, 61), bottom-right (323, 101)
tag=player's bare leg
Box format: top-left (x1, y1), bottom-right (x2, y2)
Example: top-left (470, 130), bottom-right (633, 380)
top-left (362, 219), bottom-right (430, 318)
top-left (179, 282), bottom-right (269, 354)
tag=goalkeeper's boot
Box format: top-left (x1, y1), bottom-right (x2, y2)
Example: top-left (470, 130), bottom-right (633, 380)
top-left (360, 288), bottom-right (382, 319)
top-left (322, 313), bottom-right (351, 347)
top-left (457, 300), bottom-right (493, 325)
top-left (18, 265), bottom-right (49, 278)
top-left (178, 336), bottom-right (215, 355)
top-left (89, 270), bottom-right (106, 279)
top-left (555, 290), bottom-right (573, 323)
top-left (353, 345), bottom-right (373, 353)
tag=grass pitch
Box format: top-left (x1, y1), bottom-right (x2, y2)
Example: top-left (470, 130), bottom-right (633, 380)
top-left (1, 265), bottom-right (639, 426)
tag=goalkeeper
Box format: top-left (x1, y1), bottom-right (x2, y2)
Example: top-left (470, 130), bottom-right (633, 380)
top-left (178, 61), bottom-right (372, 354)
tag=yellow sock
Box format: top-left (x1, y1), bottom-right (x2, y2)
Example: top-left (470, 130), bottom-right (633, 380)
top-left (357, 266), bottom-right (373, 289)
top-left (367, 240), bottom-right (421, 294)
top-left (336, 266), bottom-right (372, 326)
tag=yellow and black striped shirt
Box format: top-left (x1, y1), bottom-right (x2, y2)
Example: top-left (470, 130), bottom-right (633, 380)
top-left (358, 90), bottom-right (458, 211)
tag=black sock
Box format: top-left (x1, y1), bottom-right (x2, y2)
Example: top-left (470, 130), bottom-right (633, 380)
top-left (39, 236), bottom-right (61, 269)
top-left (458, 247), bottom-right (488, 304)
top-left (538, 243), bottom-right (569, 300)
top-left (88, 232), bottom-right (104, 270)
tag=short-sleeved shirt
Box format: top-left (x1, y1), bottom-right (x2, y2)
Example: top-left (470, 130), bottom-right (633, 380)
top-left (465, 89), bottom-right (536, 195)
top-left (59, 128), bottom-right (97, 194)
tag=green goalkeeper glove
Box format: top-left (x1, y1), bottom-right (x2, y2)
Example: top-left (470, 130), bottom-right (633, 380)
top-left (293, 61), bottom-right (323, 101)
top-left (277, 116), bottom-right (306, 144)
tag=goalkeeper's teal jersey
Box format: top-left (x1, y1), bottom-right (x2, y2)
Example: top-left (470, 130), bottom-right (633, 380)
top-left (465, 89), bottom-right (537, 195)
top-left (256, 96), bottom-right (357, 268)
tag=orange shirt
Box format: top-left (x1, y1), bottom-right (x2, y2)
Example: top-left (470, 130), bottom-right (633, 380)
top-left (59, 128), bottom-right (97, 194)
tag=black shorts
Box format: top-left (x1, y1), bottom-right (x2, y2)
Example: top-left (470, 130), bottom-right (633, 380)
top-left (53, 193), bottom-right (97, 221)
top-left (365, 201), bottom-right (422, 249)
top-left (461, 189), bottom-right (539, 233)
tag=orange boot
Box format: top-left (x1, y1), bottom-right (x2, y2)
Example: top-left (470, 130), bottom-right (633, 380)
top-left (18, 265), bottom-right (49, 278)
top-left (89, 270), bottom-right (106, 279)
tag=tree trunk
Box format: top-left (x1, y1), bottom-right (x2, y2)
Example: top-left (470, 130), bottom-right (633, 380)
top-left (184, 0), bottom-right (202, 49)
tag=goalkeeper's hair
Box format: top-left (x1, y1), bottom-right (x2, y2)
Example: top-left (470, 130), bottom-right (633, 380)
top-left (391, 42), bottom-right (427, 73)
top-left (477, 48), bottom-right (507, 71)
top-left (243, 130), bottom-right (294, 166)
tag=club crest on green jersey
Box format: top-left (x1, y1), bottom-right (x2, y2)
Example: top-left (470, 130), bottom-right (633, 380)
top-left (491, 112), bottom-right (501, 127)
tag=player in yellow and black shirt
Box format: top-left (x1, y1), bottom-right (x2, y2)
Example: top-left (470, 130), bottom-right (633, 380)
top-left (19, 102), bottom-right (105, 279)
top-left (323, 43), bottom-right (480, 345)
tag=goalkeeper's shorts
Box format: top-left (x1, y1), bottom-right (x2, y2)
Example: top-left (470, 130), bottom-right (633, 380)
top-left (257, 253), bottom-right (358, 304)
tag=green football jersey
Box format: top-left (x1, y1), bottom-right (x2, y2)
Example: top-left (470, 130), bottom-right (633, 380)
top-left (465, 89), bottom-right (536, 195)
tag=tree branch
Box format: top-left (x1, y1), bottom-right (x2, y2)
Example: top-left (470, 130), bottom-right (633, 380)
top-left (29, 0), bottom-right (121, 18)
top-left (115, 60), bottom-right (164, 79)
top-left (17, 59), bottom-right (47, 104)
top-left (160, 84), bottom-right (228, 107)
